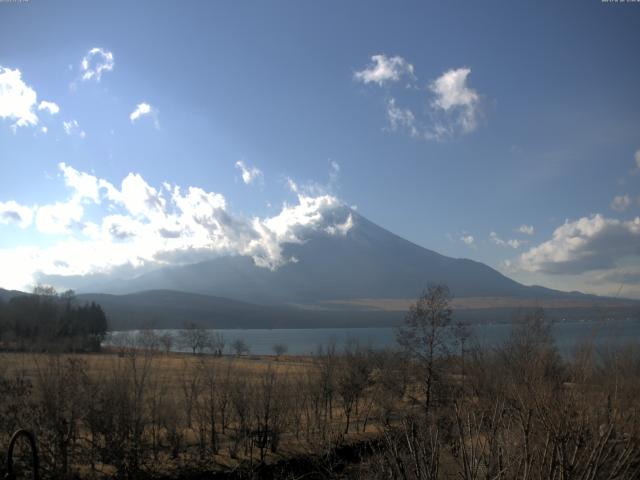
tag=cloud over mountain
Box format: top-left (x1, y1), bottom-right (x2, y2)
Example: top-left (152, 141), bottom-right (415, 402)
top-left (0, 164), bottom-right (353, 290)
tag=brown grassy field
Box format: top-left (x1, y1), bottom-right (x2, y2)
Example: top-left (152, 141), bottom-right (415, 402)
top-left (0, 347), bottom-right (397, 479)
top-left (1, 350), bottom-right (313, 387)
top-left (2, 311), bottom-right (640, 479)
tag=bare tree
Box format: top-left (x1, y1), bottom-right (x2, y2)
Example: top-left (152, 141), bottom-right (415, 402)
top-left (191, 356), bottom-right (220, 459)
top-left (158, 332), bottom-right (173, 354)
top-left (314, 340), bottom-right (338, 442)
top-left (178, 322), bottom-right (212, 355)
top-left (136, 327), bottom-right (160, 352)
top-left (33, 355), bottom-right (86, 477)
top-left (336, 342), bottom-right (371, 433)
top-left (232, 338), bottom-right (250, 357)
top-left (397, 284), bottom-right (452, 415)
top-left (229, 376), bottom-right (252, 458)
top-left (108, 331), bottom-right (136, 356)
top-left (210, 332), bottom-right (226, 356)
top-left (216, 360), bottom-right (234, 434)
top-left (252, 367), bottom-right (287, 460)
top-left (452, 320), bottom-right (472, 383)
top-left (500, 306), bottom-right (561, 387)
top-left (272, 343), bottom-right (287, 358)
top-left (179, 359), bottom-right (201, 429)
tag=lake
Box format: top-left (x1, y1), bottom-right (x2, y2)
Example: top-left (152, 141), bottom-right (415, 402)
top-left (110, 318), bottom-right (640, 356)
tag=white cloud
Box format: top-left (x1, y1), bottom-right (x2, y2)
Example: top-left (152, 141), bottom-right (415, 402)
top-left (356, 58), bottom-right (484, 141)
top-left (59, 162), bottom-right (102, 203)
top-left (386, 98), bottom-right (418, 137)
top-left (354, 54), bottom-right (414, 86)
top-left (235, 160), bottom-right (263, 185)
top-left (58, 163), bottom-right (122, 210)
top-left (429, 67), bottom-right (480, 134)
top-left (460, 234), bottom-right (475, 246)
top-left (329, 160), bottom-right (340, 184)
top-left (490, 232), bottom-right (504, 246)
top-left (507, 239), bottom-right (523, 249)
top-left (102, 214), bottom-right (144, 241)
top-left (282, 163), bottom-right (341, 197)
top-left (80, 47), bottom-right (114, 82)
top-left (611, 194), bottom-right (631, 212)
top-left (635, 150), bottom-right (640, 170)
top-left (490, 231), bottom-right (524, 249)
top-left (591, 266), bottom-right (640, 287)
top-left (81, 222), bottom-right (101, 240)
top-left (431, 68), bottom-right (479, 110)
top-left (517, 214), bottom-right (640, 275)
top-left (517, 224), bottom-right (535, 235)
top-left (0, 66), bottom-right (38, 129)
top-left (286, 177), bottom-right (299, 193)
top-left (35, 201), bottom-right (84, 235)
top-left (37, 100), bottom-right (60, 115)
top-left (130, 102), bottom-right (159, 128)
top-left (130, 103), bottom-right (150, 121)
top-left (0, 201), bottom-right (33, 228)
top-left (118, 173), bottom-right (167, 220)
top-left (323, 159), bottom-right (342, 192)
top-left (325, 213), bottom-right (353, 236)
top-left (0, 166), bottom-right (355, 290)
top-left (63, 120), bottom-right (86, 138)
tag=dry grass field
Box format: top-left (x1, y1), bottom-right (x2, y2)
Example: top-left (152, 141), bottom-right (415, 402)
top-left (1, 350), bottom-right (313, 389)
top-left (0, 347), bottom-right (399, 479)
top-left (2, 304), bottom-right (640, 479)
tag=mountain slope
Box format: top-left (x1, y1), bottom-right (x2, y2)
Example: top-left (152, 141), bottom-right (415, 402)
top-left (3, 287), bottom-right (637, 331)
top-left (77, 289), bottom-right (640, 331)
top-left (0, 288), bottom-right (28, 304)
top-left (7, 208), bottom-right (639, 330)
top-left (76, 290), bottom-right (402, 330)
top-left (112, 211), bottom-right (570, 304)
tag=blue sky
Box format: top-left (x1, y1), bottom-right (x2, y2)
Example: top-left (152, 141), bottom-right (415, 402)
top-left (1, 0), bottom-right (640, 297)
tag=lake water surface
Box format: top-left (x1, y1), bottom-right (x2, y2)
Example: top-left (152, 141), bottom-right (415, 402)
top-left (113, 318), bottom-right (640, 356)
